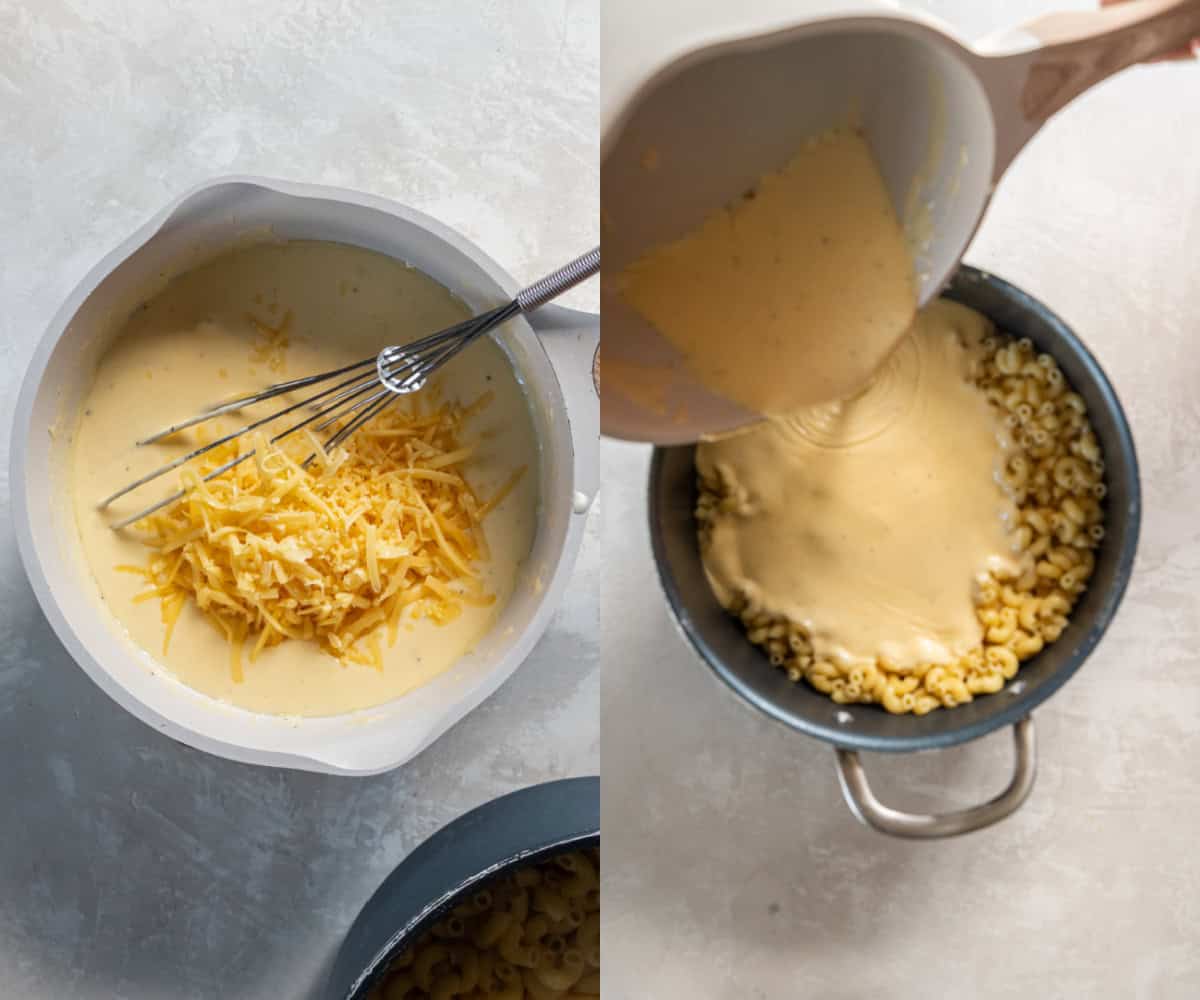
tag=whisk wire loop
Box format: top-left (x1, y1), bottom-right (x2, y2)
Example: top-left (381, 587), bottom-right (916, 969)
top-left (102, 247), bottom-right (599, 528)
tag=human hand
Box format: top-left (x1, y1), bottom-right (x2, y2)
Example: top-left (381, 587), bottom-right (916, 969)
top-left (1101, 0), bottom-right (1199, 60)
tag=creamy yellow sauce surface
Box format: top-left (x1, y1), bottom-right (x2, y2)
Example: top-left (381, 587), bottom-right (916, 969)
top-left (697, 300), bottom-right (1020, 668)
top-left (72, 241), bottom-right (538, 716)
top-left (618, 127), bottom-right (916, 417)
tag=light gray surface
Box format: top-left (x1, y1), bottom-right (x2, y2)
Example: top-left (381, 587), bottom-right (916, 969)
top-left (0, 2), bottom-right (598, 997)
top-left (603, 1), bottom-right (1200, 998)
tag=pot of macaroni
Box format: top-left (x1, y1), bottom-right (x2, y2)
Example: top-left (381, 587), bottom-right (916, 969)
top-left (648, 266), bottom-right (1140, 838)
top-left (12, 176), bottom-right (598, 775)
top-left (328, 777), bottom-right (600, 1000)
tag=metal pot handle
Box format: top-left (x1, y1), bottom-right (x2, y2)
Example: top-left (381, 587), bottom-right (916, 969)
top-left (834, 717), bottom-right (1037, 839)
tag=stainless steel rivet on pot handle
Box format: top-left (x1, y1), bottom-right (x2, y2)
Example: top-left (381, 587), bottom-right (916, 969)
top-left (834, 717), bottom-right (1037, 839)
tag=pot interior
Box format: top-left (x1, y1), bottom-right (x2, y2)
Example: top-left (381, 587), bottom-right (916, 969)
top-left (648, 265), bottom-right (1141, 753)
top-left (331, 777), bottom-right (600, 1000)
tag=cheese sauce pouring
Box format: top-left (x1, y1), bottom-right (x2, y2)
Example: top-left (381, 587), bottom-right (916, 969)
top-left (616, 125), bottom-right (918, 418)
top-left (697, 301), bottom-right (1022, 669)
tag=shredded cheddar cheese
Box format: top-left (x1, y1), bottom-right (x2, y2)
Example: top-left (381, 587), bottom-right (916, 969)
top-left (129, 387), bottom-right (522, 675)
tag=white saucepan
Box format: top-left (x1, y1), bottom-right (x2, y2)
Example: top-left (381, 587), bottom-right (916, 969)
top-left (11, 176), bottom-right (598, 776)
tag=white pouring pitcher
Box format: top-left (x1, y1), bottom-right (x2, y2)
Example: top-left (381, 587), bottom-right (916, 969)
top-left (601, 0), bottom-right (1200, 443)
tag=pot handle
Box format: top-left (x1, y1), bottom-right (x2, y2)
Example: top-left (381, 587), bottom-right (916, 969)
top-left (528, 304), bottom-right (600, 514)
top-left (834, 717), bottom-right (1036, 839)
top-left (979, 0), bottom-right (1200, 178)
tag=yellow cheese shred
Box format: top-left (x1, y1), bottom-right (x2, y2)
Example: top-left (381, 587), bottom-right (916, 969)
top-left (132, 388), bottom-right (524, 676)
top-left (248, 310), bottom-right (291, 373)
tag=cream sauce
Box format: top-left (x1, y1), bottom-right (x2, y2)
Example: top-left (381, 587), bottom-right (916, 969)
top-left (697, 300), bottom-right (1020, 668)
top-left (72, 241), bottom-right (538, 717)
top-left (617, 126), bottom-right (916, 417)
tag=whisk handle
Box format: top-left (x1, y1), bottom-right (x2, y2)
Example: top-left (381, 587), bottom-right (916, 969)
top-left (515, 247), bottom-right (600, 313)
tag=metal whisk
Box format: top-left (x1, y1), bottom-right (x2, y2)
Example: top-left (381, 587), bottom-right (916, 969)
top-left (100, 246), bottom-right (600, 530)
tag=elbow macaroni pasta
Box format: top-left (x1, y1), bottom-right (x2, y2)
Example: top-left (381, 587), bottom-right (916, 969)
top-left (368, 849), bottom-right (600, 1000)
top-left (696, 320), bottom-right (1107, 715)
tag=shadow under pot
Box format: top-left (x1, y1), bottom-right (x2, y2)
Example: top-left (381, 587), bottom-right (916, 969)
top-left (647, 265), bottom-right (1141, 839)
top-left (329, 776), bottom-right (600, 999)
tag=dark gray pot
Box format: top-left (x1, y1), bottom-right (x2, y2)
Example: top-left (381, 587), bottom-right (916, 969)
top-left (647, 266), bottom-right (1140, 837)
top-left (329, 776), bottom-right (599, 998)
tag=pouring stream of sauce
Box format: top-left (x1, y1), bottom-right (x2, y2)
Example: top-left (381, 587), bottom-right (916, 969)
top-left (619, 129), bottom-right (1022, 668)
top-left (697, 301), bottom-right (1020, 668)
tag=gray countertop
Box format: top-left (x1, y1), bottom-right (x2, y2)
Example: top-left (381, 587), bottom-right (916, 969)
top-left (602, 1), bottom-right (1200, 998)
top-left (0, 2), bottom-right (598, 997)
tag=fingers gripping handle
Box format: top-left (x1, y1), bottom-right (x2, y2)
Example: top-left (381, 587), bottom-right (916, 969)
top-left (982, 0), bottom-right (1200, 178)
top-left (1018, 0), bottom-right (1200, 122)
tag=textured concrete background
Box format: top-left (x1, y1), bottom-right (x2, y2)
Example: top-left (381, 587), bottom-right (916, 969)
top-left (603, 1), bottom-right (1200, 998)
top-left (0, 2), bottom-right (597, 997)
